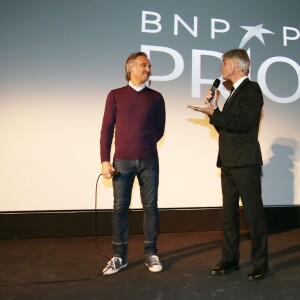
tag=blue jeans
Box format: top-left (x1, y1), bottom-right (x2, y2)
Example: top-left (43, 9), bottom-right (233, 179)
top-left (112, 159), bottom-right (159, 259)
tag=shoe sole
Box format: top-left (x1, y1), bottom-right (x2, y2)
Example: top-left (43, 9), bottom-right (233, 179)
top-left (211, 266), bottom-right (239, 275)
top-left (247, 269), bottom-right (269, 281)
top-left (145, 263), bottom-right (163, 273)
top-left (103, 263), bottom-right (128, 276)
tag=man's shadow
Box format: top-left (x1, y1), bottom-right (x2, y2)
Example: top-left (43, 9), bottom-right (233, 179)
top-left (262, 138), bottom-right (297, 206)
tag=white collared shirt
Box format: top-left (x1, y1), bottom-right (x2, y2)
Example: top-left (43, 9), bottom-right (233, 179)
top-left (232, 76), bottom-right (248, 96)
top-left (129, 81), bottom-right (146, 92)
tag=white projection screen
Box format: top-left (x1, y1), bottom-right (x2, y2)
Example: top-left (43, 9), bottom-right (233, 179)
top-left (1, 0), bottom-right (299, 211)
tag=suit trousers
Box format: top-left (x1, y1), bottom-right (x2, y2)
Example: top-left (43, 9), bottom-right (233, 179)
top-left (220, 164), bottom-right (268, 268)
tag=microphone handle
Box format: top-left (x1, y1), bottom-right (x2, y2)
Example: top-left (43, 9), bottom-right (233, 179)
top-left (208, 87), bottom-right (217, 103)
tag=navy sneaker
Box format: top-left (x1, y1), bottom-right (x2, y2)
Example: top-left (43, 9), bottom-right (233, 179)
top-left (102, 257), bottom-right (127, 275)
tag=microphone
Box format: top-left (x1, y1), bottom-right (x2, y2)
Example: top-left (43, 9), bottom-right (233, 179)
top-left (208, 79), bottom-right (220, 103)
top-left (110, 170), bottom-right (120, 177)
top-left (100, 169), bottom-right (120, 178)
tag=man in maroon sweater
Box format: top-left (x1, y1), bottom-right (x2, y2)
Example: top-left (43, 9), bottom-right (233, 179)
top-left (100, 52), bottom-right (166, 275)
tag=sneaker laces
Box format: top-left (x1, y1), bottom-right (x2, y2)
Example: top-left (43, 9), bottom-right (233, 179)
top-left (105, 257), bottom-right (121, 271)
top-left (147, 255), bottom-right (160, 266)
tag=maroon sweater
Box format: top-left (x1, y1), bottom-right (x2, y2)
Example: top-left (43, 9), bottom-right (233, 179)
top-left (100, 85), bottom-right (166, 162)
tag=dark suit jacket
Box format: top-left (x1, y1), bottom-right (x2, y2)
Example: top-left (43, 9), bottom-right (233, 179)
top-left (210, 78), bottom-right (263, 168)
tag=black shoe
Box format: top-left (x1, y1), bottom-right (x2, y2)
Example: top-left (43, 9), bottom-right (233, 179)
top-left (210, 261), bottom-right (239, 275)
top-left (247, 266), bottom-right (269, 281)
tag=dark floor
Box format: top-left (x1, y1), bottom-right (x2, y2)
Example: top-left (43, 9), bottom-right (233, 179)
top-left (0, 228), bottom-right (300, 300)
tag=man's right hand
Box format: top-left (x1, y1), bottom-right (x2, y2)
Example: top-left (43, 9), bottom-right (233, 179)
top-left (205, 89), bottom-right (219, 109)
top-left (101, 161), bottom-right (114, 179)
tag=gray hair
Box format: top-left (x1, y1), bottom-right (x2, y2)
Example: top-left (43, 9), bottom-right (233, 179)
top-left (223, 49), bottom-right (250, 75)
top-left (125, 52), bottom-right (148, 81)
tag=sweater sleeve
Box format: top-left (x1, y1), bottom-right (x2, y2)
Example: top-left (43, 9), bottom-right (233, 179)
top-left (100, 91), bottom-right (116, 162)
top-left (155, 94), bottom-right (166, 142)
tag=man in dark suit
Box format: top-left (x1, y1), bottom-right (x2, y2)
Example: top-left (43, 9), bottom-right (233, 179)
top-left (191, 49), bottom-right (269, 280)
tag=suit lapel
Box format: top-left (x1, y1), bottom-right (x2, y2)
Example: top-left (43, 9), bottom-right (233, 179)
top-left (223, 78), bottom-right (249, 112)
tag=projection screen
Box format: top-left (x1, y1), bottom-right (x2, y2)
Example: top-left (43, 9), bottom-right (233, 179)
top-left (0, 0), bottom-right (299, 211)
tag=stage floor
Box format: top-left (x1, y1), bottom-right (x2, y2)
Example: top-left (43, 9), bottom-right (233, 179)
top-left (1, 229), bottom-right (300, 299)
